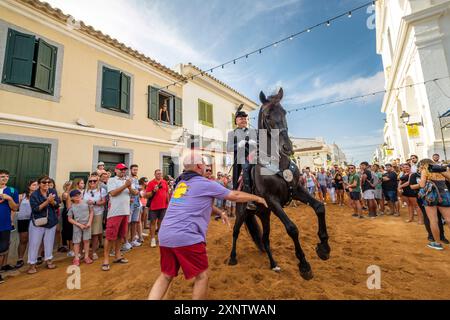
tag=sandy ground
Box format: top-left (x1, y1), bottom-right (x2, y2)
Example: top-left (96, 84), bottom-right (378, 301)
top-left (1, 203), bottom-right (449, 300)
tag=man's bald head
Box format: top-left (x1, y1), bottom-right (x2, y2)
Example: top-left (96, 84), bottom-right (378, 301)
top-left (183, 152), bottom-right (205, 174)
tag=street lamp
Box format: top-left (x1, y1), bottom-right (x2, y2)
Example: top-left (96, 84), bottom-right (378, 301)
top-left (400, 110), bottom-right (424, 126)
top-left (400, 111), bottom-right (410, 125)
top-left (438, 110), bottom-right (450, 161)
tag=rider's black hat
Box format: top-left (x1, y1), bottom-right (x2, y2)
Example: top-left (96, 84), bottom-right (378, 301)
top-left (235, 104), bottom-right (248, 122)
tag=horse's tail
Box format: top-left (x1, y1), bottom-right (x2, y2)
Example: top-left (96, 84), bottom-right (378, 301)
top-left (244, 214), bottom-right (265, 253)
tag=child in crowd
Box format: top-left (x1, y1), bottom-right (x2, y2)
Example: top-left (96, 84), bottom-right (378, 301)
top-left (67, 189), bottom-right (94, 266)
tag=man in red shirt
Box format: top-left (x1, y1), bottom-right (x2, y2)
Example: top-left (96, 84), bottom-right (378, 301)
top-left (145, 169), bottom-right (169, 248)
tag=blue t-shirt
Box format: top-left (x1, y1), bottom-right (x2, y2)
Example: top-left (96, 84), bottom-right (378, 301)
top-left (0, 186), bottom-right (19, 231)
top-left (158, 175), bottom-right (231, 248)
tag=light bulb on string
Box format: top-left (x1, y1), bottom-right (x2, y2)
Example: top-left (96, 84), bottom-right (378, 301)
top-left (326, 21), bottom-right (330, 27)
top-left (348, 11), bottom-right (352, 18)
top-left (307, 28), bottom-right (311, 32)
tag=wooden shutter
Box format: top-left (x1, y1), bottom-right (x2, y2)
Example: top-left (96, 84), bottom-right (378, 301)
top-left (34, 38), bottom-right (57, 94)
top-left (174, 97), bottom-right (182, 126)
top-left (198, 100), bottom-right (206, 122)
top-left (2, 29), bottom-right (35, 86)
top-left (102, 67), bottom-right (121, 109)
top-left (206, 103), bottom-right (213, 126)
top-left (148, 86), bottom-right (159, 120)
top-left (120, 73), bottom-right (130, 113)
top-left (232, 114), bottom-right (237, 129)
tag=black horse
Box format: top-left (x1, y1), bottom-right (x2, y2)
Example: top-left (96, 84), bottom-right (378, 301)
top-left (228, 88), bottom-right (331, 280)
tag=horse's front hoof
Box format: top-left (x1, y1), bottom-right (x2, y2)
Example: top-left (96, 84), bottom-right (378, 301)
top-left (299, 263), bottom-right (313, 280)
top-left (316, 243), bottom-right (331, 261)
top-left (271, 266), bottom-right (281, 273)
top-left (228, 257), bottom-right (238, 266)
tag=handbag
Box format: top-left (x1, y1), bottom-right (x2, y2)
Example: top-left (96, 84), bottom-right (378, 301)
top-left (418, 181), bottom-right (442, 205)
top-left (33, 207), bottom-right (49, 227)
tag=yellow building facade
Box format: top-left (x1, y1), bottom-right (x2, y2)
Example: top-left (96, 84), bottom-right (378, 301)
top-left (0, 0), bottom-right (187, 192)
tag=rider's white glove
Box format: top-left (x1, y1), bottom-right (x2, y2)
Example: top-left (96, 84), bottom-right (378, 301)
top-left (237, 139), bottom-right (257, 148)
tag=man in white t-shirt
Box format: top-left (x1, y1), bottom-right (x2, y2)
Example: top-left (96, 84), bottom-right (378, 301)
top-left (410, 155), bottom-right (419, 173)
top-left (101, 163), bottom-right (138, 271)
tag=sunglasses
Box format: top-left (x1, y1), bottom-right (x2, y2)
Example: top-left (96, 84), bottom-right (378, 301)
top-left (206, 169), bottom-right (212, 172)
top-left (40, 180), bottom-right (51, 184)
top-left (89, 180), bottom-right (98, 183)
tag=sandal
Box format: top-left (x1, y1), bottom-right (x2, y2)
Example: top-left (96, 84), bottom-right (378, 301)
top-left (101, 264), bottom-right (110, 271)
top-left (27, 266), bottom-right (37, 274)
top-left (46, 261), bottom-right (56, 269)
top-left (15, 260), bottom-right (24, 269)
top-left (113, 258), bottom-right (129, 264)
top-left (84, 257), bottom-right (93, 265)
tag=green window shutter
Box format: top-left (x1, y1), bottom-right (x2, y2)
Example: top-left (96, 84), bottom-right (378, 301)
top-left (120, 73), bottom-right (130, 113)
top-left (101, 67), bottom-right (121, 109)
top-left (232, 114), bottom-right (237, 129)
top-left (3, 29), bottom-right (35, 86)
top-left (198, 100), bottom-right (206, 122)
top-left (148, 86), bottom-right (159, 120)
top-left (207, 103), bottom-right (213, 127)
top-left (34, 38), bottom-right (57, 94)
top-left (174, 97), bottom-right (182, 126)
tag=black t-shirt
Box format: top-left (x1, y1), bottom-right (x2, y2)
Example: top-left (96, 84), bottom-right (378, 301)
top-left (334, 176), bottom-right (344, 190)
top-left (382, 171), bottom-right (398, 191)
top-left (400, 173), bottom-right (418, 197)
top-left (361, 170), bottom-right (374, 191)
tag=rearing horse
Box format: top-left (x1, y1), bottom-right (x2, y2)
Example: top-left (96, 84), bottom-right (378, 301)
top-left (228, 87), bottom-right (331, 280)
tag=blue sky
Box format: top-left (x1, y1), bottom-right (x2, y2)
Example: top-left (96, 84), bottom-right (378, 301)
top-left (47, 0), bottom-right (385, 164)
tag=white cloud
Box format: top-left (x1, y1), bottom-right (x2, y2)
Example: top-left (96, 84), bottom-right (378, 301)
top-left (45, 0), bottom-right (219, 68)
top-left (285, 71), bottom-right (385, 106)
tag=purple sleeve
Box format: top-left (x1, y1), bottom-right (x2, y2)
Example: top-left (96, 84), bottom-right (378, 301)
top-left (201, 179), bottom-right (231, 200)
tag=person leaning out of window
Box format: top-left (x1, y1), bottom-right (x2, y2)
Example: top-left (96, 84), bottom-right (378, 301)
top-left (417, 159), bottom-right (450, 251)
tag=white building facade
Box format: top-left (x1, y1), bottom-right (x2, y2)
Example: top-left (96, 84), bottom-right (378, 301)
top-left (291, 137), bottom-right (347, 170)
top-left (175, 63), bottom-right (258, 174)
top-left (376, 0), bottom-right (450, 162)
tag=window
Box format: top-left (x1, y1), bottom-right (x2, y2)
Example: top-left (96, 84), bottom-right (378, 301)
top-left (231, 113), bottom-right (237, 129)
top-left (162, 156), bottom-right (175, 178)
top-left (198, 99), bottom-right (213, 127)
top-left (2, 28), bottom-right (57, 95)
top-left (101, 66), bottom-right (130, 113)
top-left (69, 172), bottom-right (90, 184)
top-left (148, 86), bottom-right (182, 126)
top-left (98, 151), bottom-right (126, 172)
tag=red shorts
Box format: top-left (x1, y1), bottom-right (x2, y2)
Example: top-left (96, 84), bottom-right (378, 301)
top-left (105, 215), bottom-right (129, 241)
top-left (160, 243), bottom-right (208, 280)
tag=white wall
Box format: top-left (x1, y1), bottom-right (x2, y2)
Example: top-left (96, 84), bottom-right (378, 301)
top-left (182, 81), bottom-right (236, 143)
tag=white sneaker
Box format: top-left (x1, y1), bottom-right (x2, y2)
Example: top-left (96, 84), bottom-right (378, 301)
top-left (109, 251), bottom-right (115, 257)
top-left (131, 240), bottom-right (142, 247)
top-left (92, 253), bottom-right (99, 260)
top-left (67, 251), bottom-right (75, 258)
top-left (150, 238), bottom-right (157, 248)
top-left (121, 244), bottom-right (131, 252)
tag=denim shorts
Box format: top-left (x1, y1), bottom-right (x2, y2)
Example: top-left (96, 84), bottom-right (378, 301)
top-left (383, 190), bottom-right (398, 203)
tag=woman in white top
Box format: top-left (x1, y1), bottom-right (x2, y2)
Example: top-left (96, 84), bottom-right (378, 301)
top-left (15, 180), bottom-right (38, 269)
top-left (83, 175), bottom-right (106, 260)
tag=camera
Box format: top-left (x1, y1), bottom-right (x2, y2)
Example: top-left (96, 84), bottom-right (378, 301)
top-left (428, 164), bottom-right (449, 173)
